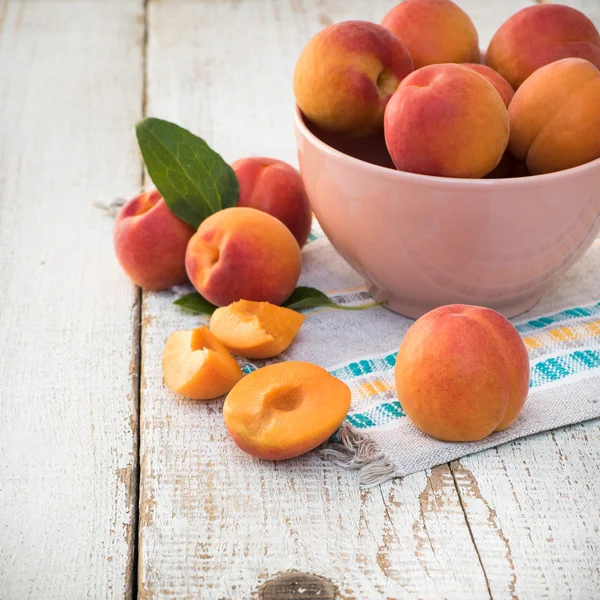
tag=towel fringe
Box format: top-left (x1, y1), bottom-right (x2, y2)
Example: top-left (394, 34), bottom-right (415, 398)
top-left (321, 422), bottom-right (397, 488)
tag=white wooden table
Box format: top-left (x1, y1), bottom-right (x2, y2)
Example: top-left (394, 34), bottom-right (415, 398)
top-left (1, 1), bottom-right (599, 598)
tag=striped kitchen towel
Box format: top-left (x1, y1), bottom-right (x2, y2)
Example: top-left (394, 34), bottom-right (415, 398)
top-left (243, 224), bottom-right (600, 486)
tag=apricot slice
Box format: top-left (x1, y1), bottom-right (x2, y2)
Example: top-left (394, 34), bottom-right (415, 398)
top-left (162, 326), bottom-right (243, 400)
top-left (223, 361), bottom-right (351, 460)
top-left (209, 300), bottom-right (305, 359)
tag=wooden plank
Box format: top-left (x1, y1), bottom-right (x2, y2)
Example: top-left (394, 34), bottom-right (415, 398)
top-left (139, 1), bottom-right (490, 598)
top-left (452, 419), bottom-right (600, 598)
top-left (0, 1), bottom-right (144, 598)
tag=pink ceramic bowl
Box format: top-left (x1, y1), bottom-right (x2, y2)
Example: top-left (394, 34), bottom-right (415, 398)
top-left (294, 106), bottom-right (600, 319)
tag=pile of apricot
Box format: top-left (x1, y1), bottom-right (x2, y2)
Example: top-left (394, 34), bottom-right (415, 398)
top-left (294, 1), bottom-right (600, 178)
top-left (161, 303), bottom-right (351, 460)
top-left (112, 0), bottom-right (562, 459)
top-left (113, 163), bottom-right (351, 460)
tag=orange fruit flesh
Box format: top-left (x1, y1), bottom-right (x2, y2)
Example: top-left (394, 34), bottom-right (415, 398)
top-left (162, 327), bottom-right (243, 400)
top-left (223, 361), bottom-right (351, 460)
top-left (210, 300), bottom-right (305, 359)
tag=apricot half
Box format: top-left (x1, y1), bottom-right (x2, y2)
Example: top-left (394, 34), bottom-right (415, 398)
top-left (162, 326), bottom-right (243, 400)
top-left (223, 361), bottom-right (351, 460)
top-left (209, 300), bottom-right (305, 359)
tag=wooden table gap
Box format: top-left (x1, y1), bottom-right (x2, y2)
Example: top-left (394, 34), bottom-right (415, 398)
top-left (133, 0), bottom-right (151, 597)
top-left (449, 462), bottom-right (494, 600)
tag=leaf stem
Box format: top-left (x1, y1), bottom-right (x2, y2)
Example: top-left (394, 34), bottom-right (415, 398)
top-left (336, 302), bottom-right (385, 311)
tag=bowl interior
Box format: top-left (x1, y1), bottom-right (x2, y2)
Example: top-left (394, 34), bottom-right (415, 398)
top-left (303, 118), bottom-right (397, 170)
top-left (296, 106), bottom-right (600, 187)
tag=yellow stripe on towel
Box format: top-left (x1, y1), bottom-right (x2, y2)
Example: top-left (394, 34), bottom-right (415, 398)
top-left (523, 319), bottom-right (600, 352)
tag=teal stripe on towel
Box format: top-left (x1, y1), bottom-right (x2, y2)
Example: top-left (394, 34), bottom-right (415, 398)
top-left (329, 353), bottom-right (397, 380)
top-left (530, 349), bottom-right (600, 387)
top-left (515, 301), bottom-right (600, 334)
top-left (346, 401), bottom-right (405, 429)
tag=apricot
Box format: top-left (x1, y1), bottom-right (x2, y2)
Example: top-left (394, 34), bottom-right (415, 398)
top-left (224, 361), bottom-right (351, 460)
top-left (294, 21), bottom-right (413, 136)
top-left (162, 326), bottom-right (243, 400)
top-left (232, 157), bottom-right (312, 247)
top-left (486, 4), bottom-right (600, 89)
top-left (462, 63), bottom-right (514, 107)
top-left (384, 64), bottom-right (509, 178)
top-left (210, 300), bottom-right (305, 359)
top-left (395, 305), bottom-right (530, 442)
top-left (381, 0), bottom-right (480, 69)
top-left (185, 207), bottom-right (302, 307)
top-left (508, 58), bottom-right (600, 175)
top-left (113, 190), bottom-right (194, 290)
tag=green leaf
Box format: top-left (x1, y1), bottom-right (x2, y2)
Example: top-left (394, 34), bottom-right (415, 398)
top-left (136, 117), bottom-right (239, 228)
top-left (173, 293), bottom-right (217, 315)
top-left (283, 286), bottom-right (382, 311)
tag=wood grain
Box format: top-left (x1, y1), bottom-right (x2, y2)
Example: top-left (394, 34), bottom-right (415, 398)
top-left (0, 1), bottom-right (144, 598)
top-left (452, 420), bottom-right (600, 598)
top-left (138, 1), bottom-right (491, 598)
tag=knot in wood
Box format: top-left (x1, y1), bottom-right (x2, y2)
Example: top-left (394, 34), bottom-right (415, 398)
top-left (260, 571), bottom-right (336, 599)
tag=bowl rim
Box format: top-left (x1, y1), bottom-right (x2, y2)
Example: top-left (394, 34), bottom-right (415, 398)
top-left (294, 105), bottom-right (600, 187)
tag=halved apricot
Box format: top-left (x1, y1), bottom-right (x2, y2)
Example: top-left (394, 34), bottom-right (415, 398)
top-left (209, 300), bottom-right (305, 359)
top-left (162, 326), bottom-right (243, 400)
top-left (223, 361), bottom-right (351, 460)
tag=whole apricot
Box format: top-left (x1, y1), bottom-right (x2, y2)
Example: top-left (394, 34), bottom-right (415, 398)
top-left (508, 58), bottom-right (600, 174)
top-left (232, 158), bottom-right (312, 247)
top-left (294, 21), bottom-right (413, 136)
top-left (486, 4), bottom-right (600, 89)
top-left (384, 64), bottom-right (509, 178)
top-left (382, 0), bottom-right (480, 69)
top-left (185, 207), bottom-right (301, 307)
top-left (395, 305), bottom-right (530, 442)
top-left (113, 190), bottom-right (194, 290)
